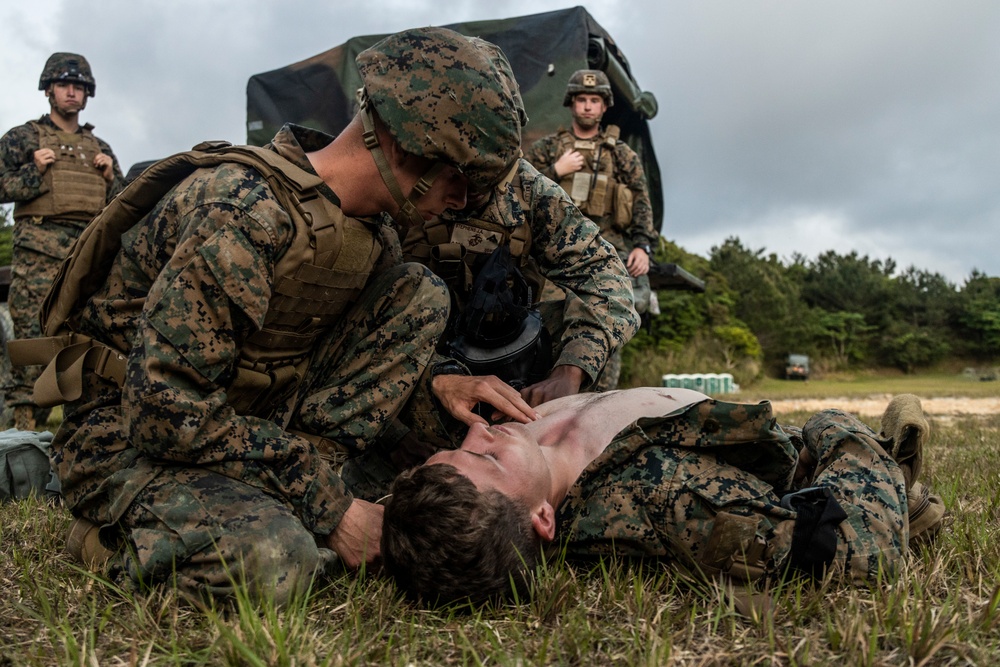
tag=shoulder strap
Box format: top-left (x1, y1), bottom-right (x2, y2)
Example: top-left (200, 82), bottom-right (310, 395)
top-left (41, 142), bottom-right (324, 338)
top-left (603, 124), bottom-right (621, 148)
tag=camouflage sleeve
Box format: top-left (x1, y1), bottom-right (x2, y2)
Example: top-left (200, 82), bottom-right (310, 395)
top-left (614, 142), bottom-right (657, 249)
top-left (523, 134), bottom-right (562, 182)
top-left (122, 165), bottom-right (352, 536)
top-left (520, 161), bottom-right (639, 384)
top-left (0, 122), bottom-right (47, 204)
top-left (94, 135), bottom-right (127, 202)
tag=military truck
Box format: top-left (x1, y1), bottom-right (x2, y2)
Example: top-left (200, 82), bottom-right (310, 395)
top-left (785, 354), bottom-right (811, 381)
top-left (246, 6), bottom-right (703, 294)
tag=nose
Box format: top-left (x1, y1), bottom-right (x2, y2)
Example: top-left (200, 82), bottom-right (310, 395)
top-left (444, 182), bottom-right (468, 211)
top-left (462, 422), bottom-right (495, 449)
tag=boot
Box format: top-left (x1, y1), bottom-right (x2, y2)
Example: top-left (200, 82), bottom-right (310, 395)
top-left (878, 394), bottom-right (946, 546)
top-left (906, 481), bottom-right (947, 548)
top-left (66, 518), bottom-right (116, 570)
top-left (13, 405), bottom-right (36, 432)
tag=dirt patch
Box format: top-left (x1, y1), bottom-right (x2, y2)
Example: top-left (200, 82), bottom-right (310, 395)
top-left (765, 396), bottom-right (1000, 418)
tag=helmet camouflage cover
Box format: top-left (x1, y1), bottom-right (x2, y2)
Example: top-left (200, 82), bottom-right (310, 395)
top-left (356, 27), bottom-right (522, 192)
top-left (39, 52), bottom-right (96, 97)
top-left (563, 69), bottom-right (613, 108)
top-left (467, 36), bottom-right (528, 129)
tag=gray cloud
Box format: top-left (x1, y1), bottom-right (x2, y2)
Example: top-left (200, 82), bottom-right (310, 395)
top-left (2, 0), bottom-right (997, 283)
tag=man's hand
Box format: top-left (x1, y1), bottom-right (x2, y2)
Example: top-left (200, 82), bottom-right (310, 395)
top-left (327, 499), bottom-right (384, 569)
top-left (93, 153), bottom-right (114, 182)
top-left (626, 247), bottom-right (650, 277)
top-left (432, 374), bottom-right (540, 426)
top-left (521, 364), bottom-right (585, 407)
top-left (553, 149), bottom-right (585, 178)
top-left (33, 148), bottom-right (56, 173)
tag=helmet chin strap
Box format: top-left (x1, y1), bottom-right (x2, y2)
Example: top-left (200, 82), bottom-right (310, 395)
top-left (360, 96), bottom-right (445, 228)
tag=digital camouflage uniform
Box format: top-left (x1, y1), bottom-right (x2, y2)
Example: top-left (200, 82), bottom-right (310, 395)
top-left (525, 126), bottom-right (656, 392)
top-left (28, 27), bottom-right (525, 603)
top-left (557, 399), bottom-right (908, 584)
top-left (50, 124), bottom-right (448, 601)
top-left (396, 158), bottom-right (639, 446)
top-left (0, 114), bottom-right (125, 422)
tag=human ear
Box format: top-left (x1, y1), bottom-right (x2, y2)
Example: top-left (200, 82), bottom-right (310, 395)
top-left (530, 502), bottom-right (556, 542)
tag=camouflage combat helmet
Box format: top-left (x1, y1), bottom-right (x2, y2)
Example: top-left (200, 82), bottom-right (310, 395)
top-left (563, 69), bottom-right (613, 108)
top-left (39, 52), bottom-right (96, 97)
top-left (356, 27), bottom-right (522, 227)
top-left (468, 37), bottom-right (528, 129)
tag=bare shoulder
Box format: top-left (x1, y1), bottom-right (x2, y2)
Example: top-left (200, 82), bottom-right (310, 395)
top-left (536, 387), bottom-right (709, 429)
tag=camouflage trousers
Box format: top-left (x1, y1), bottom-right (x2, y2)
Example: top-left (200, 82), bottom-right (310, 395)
top-left (56, 263), bottom-right (449, 603)
top-left (3, 216), bottom-right (81, 418)
top-left (670, 409), bottom-right (907, 585)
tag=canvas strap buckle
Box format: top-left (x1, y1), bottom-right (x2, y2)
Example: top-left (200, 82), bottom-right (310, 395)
top-left (16, 337), bottom-right (128, 408)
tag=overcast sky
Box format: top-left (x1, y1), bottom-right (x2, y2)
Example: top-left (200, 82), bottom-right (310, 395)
top-left (2, 0), bottom-right (998, 285)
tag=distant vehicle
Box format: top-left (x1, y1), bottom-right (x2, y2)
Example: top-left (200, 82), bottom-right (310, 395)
top-left (785, 354), bottom-right (810, 381)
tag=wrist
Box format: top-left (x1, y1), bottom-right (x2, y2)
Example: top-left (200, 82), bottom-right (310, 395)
top-left (431, 360), bottom-right (468, 378)
top-left (635, 243), bottom-right (652, 255)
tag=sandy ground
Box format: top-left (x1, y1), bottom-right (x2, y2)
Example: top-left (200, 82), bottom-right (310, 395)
top-left (764, 396), bottom-right (1000, 418)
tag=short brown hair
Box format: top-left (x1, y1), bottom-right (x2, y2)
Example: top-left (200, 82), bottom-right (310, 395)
top-left (381, 463), bottom-right (542, 606)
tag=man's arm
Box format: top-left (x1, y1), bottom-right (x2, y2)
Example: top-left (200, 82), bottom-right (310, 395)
top-left (0, 123), bottom-right (47, 204)
top-left (518, 161), bottom-right (639, 397)
top-left (615, 143), bottom-right (657, 276)
top-left (94, 136), bottom-right (127, 201)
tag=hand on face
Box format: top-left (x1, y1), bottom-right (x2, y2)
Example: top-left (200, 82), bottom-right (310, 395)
top-left (520, 364), bottom-right (585, 407)
top-left (432, 373), bottom-right (541, 427)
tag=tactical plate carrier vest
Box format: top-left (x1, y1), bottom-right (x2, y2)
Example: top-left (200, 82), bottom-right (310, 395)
top-left (10, 141), bottom-right (382, 417)
top-left (401, 166), bottom-right (545, 307)
top-left (15, 121), bottom-right (107, 222)
top-left (555, 125), bottom-right (633, 230)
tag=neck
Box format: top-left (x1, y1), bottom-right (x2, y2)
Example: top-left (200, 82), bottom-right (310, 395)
top-left (572, 122), bottom-right (600, 139)
top-left (49, 109), bottom-right (80, 133)
top-left (524, 395), bottom-right (615, 507)
top-left (306, 118), bottom-right (393, 217)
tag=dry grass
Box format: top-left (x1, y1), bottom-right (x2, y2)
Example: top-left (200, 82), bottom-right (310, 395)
top-left (1, 385), bottom-right (998, 665)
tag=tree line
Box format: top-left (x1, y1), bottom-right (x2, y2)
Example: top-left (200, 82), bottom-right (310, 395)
top-left (624, 237), bottom-right (1000, 385)
top-left (2, 207), bottom-right (997, 384)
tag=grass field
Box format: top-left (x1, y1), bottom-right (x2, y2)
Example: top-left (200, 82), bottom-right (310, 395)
top-left (1, 377), bottom-right (998, 665)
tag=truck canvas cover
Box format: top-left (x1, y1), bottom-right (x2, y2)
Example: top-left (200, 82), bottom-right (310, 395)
top-left (245, 6), bottom-right (663, 227)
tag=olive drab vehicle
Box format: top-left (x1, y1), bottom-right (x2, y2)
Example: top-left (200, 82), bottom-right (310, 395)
top-left (248, 7), bottom-right (662, 226)
top-left (245, 6), bottom-right (703, 294)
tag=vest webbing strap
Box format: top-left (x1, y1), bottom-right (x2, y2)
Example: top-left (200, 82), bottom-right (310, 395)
top-left (7, 334), bottom-right (126, 407)
top-left (40, 142), bottom-right (323, 338)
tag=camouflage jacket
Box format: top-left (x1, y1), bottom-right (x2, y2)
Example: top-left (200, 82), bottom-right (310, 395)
top-left (406, 159), bottom-right (638, 384)
top-left (524, 127), bottom-right (657, 255)
top-left (0, 114), bottom-right (125, 213)
top-left (555, 399), bottom-right (801, 565)
top-left (555, 399), bottom-right (910, 584)
top-left (66, 125), bottom-right (402, 536)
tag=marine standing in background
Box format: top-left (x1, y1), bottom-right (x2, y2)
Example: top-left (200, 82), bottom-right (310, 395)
top-left (525, 69), bottom-right (658, 391)
top-left (0, 53), bottom-right (126, 431)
